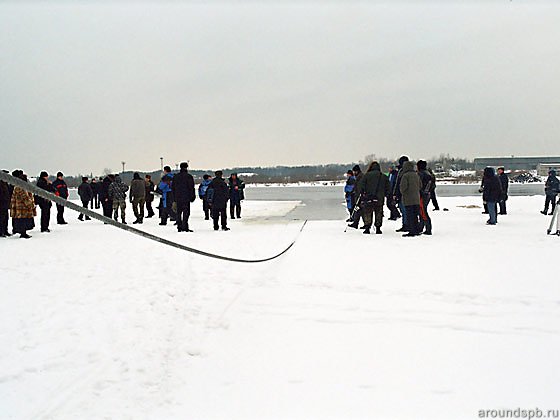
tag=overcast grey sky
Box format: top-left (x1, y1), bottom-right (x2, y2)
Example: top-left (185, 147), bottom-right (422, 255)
top-left (1, 1), bottom-right (559, 175)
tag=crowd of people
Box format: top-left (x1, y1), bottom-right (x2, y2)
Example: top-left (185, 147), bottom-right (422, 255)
top-left (343, 156), bottom-right (438, 236)
top-left (0, 163), bottom-right (246, 239)
top-left (2, 161), bottom-right (560, 240)
top-left (343, 157), bottom-right (560, 236)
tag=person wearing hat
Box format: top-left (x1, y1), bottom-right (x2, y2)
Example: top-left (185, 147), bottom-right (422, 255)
top-left (0, 170), bottom-right (11, 237)
top-left (52, 171), bottom-right (69, 224)
top-left (10, 172), bottom-right (36, 238)
top-left (417, 160), bottom-right (433, 235)
top-left (344, 169), bottom-right (356, 222)
top-left (386, 165), bottom-right (401, 220)
top-left (77, 176), bottom-right (93, 221)
top-left (394, 155), bottom-right (410, 232)
top-left (542, 169), bottom-right (559, 215)
top-left (171, 162), bottom-right (196, 232)
top-left (36, 171), bottom-right (55, 232)
top-left (130, 172), bottom-right (147, 224)
top-left (347, 164), bottom-right (365, 229)
top-left (108, 174), bottom-right (129, 224)
top-left (497, 167), bottom-right (509, 215)
top-left (228, 173), bottom-right (245, 219)
top-left (198, 174), bottom-right (213, 220)
top-left (207, 170), bottom-right (230, 231)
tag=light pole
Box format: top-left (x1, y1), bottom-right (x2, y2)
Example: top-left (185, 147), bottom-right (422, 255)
top-left (160, 157), bottom-right (163, 172)
top-left (121, 161), bottom-right (126, 174)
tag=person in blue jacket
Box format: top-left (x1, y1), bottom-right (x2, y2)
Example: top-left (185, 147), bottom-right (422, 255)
top-left (344, 170), bottom-right (356, 222)
top-left (158, 175), bottom-right (173, 226)
top-left (198, 174), bottom-right (212, 220)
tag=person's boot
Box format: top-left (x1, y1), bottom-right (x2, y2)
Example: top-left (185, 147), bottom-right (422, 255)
top-left (541, 210), bottom-right (548, 215)
top-left (122, 219), bottom-right (127, 224)
top-left (20, 233), bottom-right (31, 239)
top-left (133, 219), bottom-right (140, 224)
top-left (363, 227), bottom-right (370, 234)
top-left (396, 226), bottom-right (407, 232)
top-left (402, 232), bottom-right (417, 237)
top-left (222, 227), bottom-right (230, 231)
top-left (556, 230), bottom-right (560, 236)
top-left (376, 227), bottom-right (382, 234)
top-left (424, 230), bottom-right (432, 235)
top-left (78, 215), bottom-right (83, 221)
top-left (85, 216), bottom-right (91, 220)
top-left (347, 221), bottom-right (358, 229)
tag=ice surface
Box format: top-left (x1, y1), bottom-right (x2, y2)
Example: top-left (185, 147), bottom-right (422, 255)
top-left (0, 196), bottom-right (559, 419)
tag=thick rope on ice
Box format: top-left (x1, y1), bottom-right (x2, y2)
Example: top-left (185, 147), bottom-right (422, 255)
top-left (0, 171), bottom-right (307, 263)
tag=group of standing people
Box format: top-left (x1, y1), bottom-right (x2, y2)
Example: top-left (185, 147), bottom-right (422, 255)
top-left (344, 156), bottom-right (437, 236)
top-left (156, 164), bottom-right (245, 232)
top-left (0, 164), bottom-right (246, 239)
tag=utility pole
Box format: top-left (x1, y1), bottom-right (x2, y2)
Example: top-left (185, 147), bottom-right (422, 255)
top-left (121, 161), bottom-right (126, 174)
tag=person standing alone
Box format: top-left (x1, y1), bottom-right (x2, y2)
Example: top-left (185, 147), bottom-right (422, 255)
top-left (542, 169), bottom-right (559, 215)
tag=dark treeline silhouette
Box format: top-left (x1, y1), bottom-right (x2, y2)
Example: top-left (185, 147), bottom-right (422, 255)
top-left (47, 155), bottom-right (475, 186)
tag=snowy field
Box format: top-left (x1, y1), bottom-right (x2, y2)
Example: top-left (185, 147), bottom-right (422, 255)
top-left (1, 196), bottom-right (559, 420)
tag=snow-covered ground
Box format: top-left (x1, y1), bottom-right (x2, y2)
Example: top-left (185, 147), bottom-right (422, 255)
top-left (1, 196), bottom-right (559, 420)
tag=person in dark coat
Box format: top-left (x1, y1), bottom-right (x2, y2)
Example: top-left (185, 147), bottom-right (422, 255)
top-left (393, 156), bottom-right (410, 232)
top-left (52, 172), bottom-right (68, 224)
top-left (427, 167), bottom-right (440, 211)
top-left (144, 175), bottom-right (155, 218)
top-left (399, 160), bottom-right (422, 236)
top-left (90, 178), bottom-right (100, 209)
top-left (228, 173), bottom-right (245, 219)
top-left (417, 160), bottom-right (433, 235)
top-left (0, 170), bottom-right (11, 237)
top-left (36, 171), bottom-right (54, 232)
top-left (207, 170), bottom-right (230, 231)
top-left (355, 161), bottom-right (391, 234)
top-left (481, 167), bottom-right (502, 225)
top-left (497, 167), bottom-right (509, 215)
top-left (347, 164), bottom-right (365, 229)
top-left (386, 165), bottom-right (401, 220)
top-left (172, 162), bottom-right (196, 232)
top-left (542, 169), bottom-right (559, 215)
top-left (77, 177), bottom-right (93, 221)
top-left (198, 174), bottom-right (213, 220)
top-left (99, 175), bottom-right (114, 218)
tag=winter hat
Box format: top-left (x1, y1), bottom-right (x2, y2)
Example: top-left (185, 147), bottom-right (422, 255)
top-left (352, 165), bottom-right (361, 172)
top-left (164, 166), bottom-right (172, 173)
top-left (203, 174), bottom-right (211, 180)
top-left (549, 169), bottom-right (556, 176)
top-left (57, 171), bottom-right (63, 178)
top-left (484, 167), bottom-right (495, 177)
top-left (398, 156), bottom-right (409, 167)
top-left (215, 170), bottom-right (223, 178)
top-left (497, 167), bottom-right (505, 171)
top-left (346, 170), bottom-right (353, 175)
top-left (417, 160), bottom-right (427, 171)
top-left (82, 176), bottom-right (88, 182)
top-left (133, 172), bottom-right (141, 180)
top-left (40, 171), bottom-right (48, 178)
top-left (180, 162), bottom-right (189, 170)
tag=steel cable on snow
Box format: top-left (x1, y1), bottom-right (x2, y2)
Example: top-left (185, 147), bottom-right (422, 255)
top-left (0, 171), bottom-right (307, 263)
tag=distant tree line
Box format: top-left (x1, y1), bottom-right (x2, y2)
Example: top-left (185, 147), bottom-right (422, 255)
top-left (53, 154), bottom-right (476, 186)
